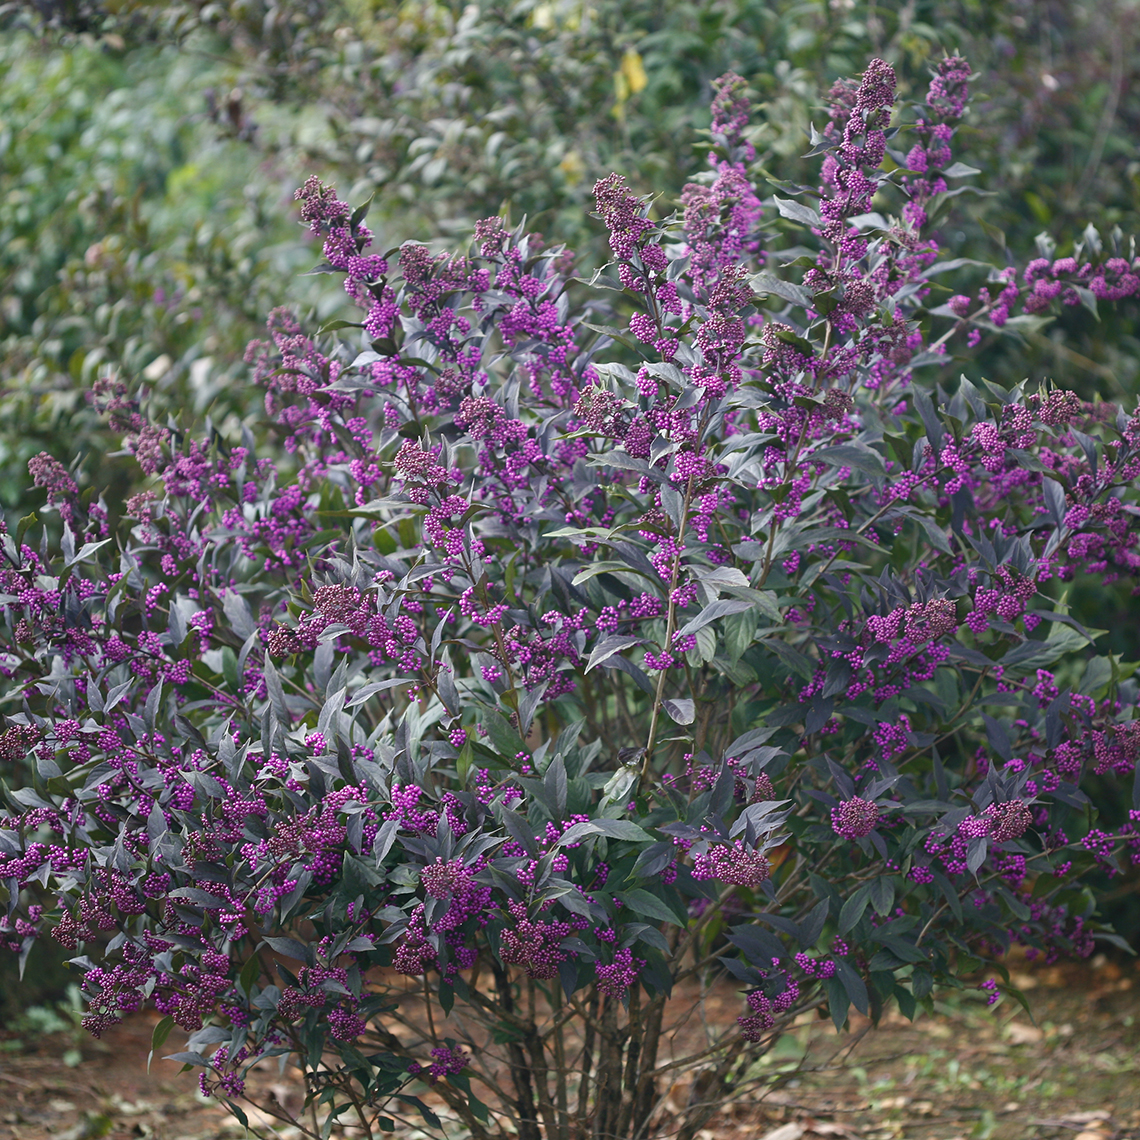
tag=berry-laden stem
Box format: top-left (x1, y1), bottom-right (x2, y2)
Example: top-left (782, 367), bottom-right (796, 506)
top-left (641, 474), bottom-right (695, 787)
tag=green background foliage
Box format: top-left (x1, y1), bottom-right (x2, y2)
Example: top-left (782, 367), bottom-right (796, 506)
top-left (5, 0), bottom-right (1140, 516)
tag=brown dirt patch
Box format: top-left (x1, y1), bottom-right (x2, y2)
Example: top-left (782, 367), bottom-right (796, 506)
top-left (0, 954), bottom-right (1137, 1140)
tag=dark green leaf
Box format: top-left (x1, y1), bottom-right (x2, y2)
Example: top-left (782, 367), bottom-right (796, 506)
top-left (773, 195), bottom-right (823, 228)
top-left (617, 888), bottom-right (683, 926)
top-left (839, 883), bottom-right (872, 935)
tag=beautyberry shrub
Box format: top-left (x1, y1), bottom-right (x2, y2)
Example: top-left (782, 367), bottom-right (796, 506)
top-left (2, 55), bottom-right (1139, 1140)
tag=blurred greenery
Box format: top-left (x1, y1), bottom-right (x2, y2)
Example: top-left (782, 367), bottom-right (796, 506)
top-left (4, 0), bottom-right (1140, 517)
top-left (5, 0), bottom-right (1140, 508)
top-left (0, 937), bottom-right (78, 1024)
top-left (0, 21), bottom-right (334, 510)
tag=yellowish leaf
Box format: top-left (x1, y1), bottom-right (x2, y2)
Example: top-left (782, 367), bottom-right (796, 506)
top-left (558, 150), bottom-right (585, 185)
top-left (621, 48), bottom-right (648, 94)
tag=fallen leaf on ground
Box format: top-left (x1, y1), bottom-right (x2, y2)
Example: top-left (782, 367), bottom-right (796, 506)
top-left (804, 1122), bottom-right (861, 1138)
top-left (760, 1124), bottom-right (806, 1140)
top-left (876, 1095), bottom-right (910, 1109)
top-left (1006, 1022), bottom-right (1044, 1044)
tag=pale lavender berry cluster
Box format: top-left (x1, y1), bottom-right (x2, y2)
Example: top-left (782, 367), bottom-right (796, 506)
top-left (957, 799), bottom-right (1033, 843)
top-left (691, 842), bottom-right (772, 887)
top-left (682, 71), bottom-right (761, 297)
top-left (831, 797), bottom-right (881, 840)
top-left (498, 901), bottom-right (580, 980)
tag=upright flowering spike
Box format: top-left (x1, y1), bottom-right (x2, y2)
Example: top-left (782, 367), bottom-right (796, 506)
top-left (683, 73), bottom-right (762, 299)
top-left (902, 56), bottom-right (972, 229)
top-left (593, 173), bottom-right (654, 260)
top-left (709, 71), bottom-right (754, 158)
top-left (28, 452), bottom-right (79, 526)
top-left (293, 175), bottom-right (350, 234)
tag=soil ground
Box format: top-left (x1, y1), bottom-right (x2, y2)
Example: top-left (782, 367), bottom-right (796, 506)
top-left (0, 953), bottom-right (1137, 1140)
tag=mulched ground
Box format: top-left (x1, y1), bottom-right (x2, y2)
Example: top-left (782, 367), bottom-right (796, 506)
top-left (0, 953), bottom-right (1137, 1140)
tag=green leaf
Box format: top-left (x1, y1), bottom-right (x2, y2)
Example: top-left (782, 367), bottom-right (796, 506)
top-left (617, 888), bottom-right (684, 926)
top-left (64, 538), bottom-right (112, 569)
top-left (397, 1095), bottom-right (441, 1129)
top-left (581, 321), bottom-right (639, 349)
top-left (723, 609), bottom-right (755, 663)
top-left (812, 443), bottom-right (886, 478)
top-left (839, 883), bottom-right (872, 935)
top-left (874, 934), bottom-right (928, 963)
top-left (1004, 982), bottom-right (1036, 1023)
top-left (482, 712), bottom-right (523, 759)
top-left (467, 1093), bottom-right (490, 1123)
top-left (691, 625), bottom-right (717, 665)
top-left (869, 876), bottom-right (895, 916)
top-left (895, 984), bottom-right (917, 1020)
top-left (262, 656), bottom-right (289, 722)
top-left (592, 819), bottom-right (653, 842)
top-left (833, 959), bottom-right (869, 1015)
top-left (585, 634), bottom-right (645, 672)
top-left (585, 452), bottom-right (659, 479)
top-left (438, 980), bottom-right (455, 1015)
top-left (912, 970), bottom-right (934, 999)
top-left (340, 852), bottom-right (384, 898)
top-left (1073, 285), bottom-right (1099, 320)
top-left (766, 640), bottom-right (814, 681)
top-left (773, 195), bottom-right (823, 228)
top-left (573, 561), bottom-right (653, 585)
top-left (221, 646), bottom-right (240, 692)
top-left (675, 598), bottom-right (754, 638)
top-left (238, 954), bottom-right (261, 996)
top-left (264, 935), bottom-right (312, 962)
top-left (722, 586), bottom-right (782, 625)
top-left (147, 1015), bottom-right (175, 1073)
top-left (222, 590), bottom-right (256, 641)
top-left (770, 324), bottom-right (815, 355)
top-left (351, 193), bottom-right (375, 229)
top-left (750, 272), bottom-right (812, 307)
top-left (663, 698), bottom-right (695, 724)
top-left (697, 567), bottom-right (749, 590)
top-left (227, 1102), bottom-right (250, 1130)
top-left (827, 975), bottom-right (850, 1030)
top-left (1080, 655), bottom-right (1113, 696)
top-left (911, 511), bottom-right (955, 557)
top-left (15, 513), bottom-right (37, 550)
